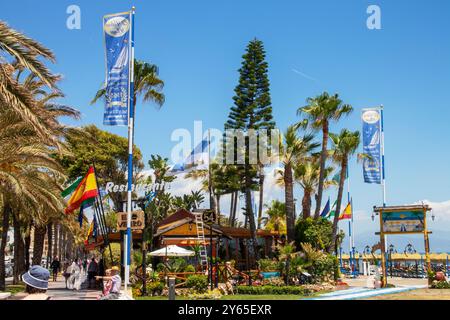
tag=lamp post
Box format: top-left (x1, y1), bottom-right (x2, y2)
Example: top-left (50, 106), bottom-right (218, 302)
top-left (388, 244), bottom-right (396, 278)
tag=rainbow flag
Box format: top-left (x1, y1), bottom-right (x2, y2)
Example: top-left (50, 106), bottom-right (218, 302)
top-left (65, 167), bottom-right (98, 214)
top-left (339, 202), bottom-right (352, 220)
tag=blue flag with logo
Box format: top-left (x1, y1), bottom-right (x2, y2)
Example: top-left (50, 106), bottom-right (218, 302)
top-left (103, 12), bottom-right (131, 126)
top-left (362, 108), bottom-right (382, 184)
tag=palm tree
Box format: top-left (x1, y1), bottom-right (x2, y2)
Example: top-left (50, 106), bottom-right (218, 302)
top-left (91, 59), bottom-right (165, 118)
top-left (261, 200), bottom-right (286, 233)
top-left (278, 126), bottom-right (319, 241)
top-left (294, 158), bottom-right (335, 219)
top-left (328, 129), bottom-right (360, 252)
top-left (297, 92), bottom-right (353, 219)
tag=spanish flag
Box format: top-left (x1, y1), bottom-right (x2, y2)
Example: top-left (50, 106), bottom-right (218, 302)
top-left (338, 202), bottom-right (352, 220)
top-left (65, 167), bottom-right (98, 214)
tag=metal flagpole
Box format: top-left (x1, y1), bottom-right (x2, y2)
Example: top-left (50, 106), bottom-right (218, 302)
top-left (380, 105), bottom-right (389, 276)
top-left (124, 7), bottom-right (136, 291)
top-left (346, 167), bottom-right (353, 275)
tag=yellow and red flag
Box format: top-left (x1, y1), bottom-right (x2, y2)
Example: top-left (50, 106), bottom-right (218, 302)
top-left (65, 167), bottom-right (98, 214)
top-left (338, 202), bottom-right (352, 220)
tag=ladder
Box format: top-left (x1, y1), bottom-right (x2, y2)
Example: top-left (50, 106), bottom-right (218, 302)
top-left (193, 212), bottom-right (209, 271)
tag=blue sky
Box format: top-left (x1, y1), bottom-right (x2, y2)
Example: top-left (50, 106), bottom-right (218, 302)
top-left (3, 0), bottom-right (450, 251)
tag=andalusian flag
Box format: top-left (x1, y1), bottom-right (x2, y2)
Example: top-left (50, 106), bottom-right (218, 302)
top-left (64, 167), bottom-right (98, 214)
top-left (339, 202), bottom-right (352, 220)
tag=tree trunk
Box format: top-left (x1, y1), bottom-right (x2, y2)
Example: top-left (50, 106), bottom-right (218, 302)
top-left (229, 192), bottom-right (235, 227)
top-left (232, 191), bottom-right (238, 226)
top-left (314, 121), bottom-right (329, 219)
top-left (329, 159), bottom-right (347, 253)
top-left (32, 225), bottom-right (47, 266)
top-left (302, 190), bottom-right (312, 220)
top-left (257, 164), bottom-right (264, 229)
top-left (244, 165), bottom-right (258, 260)
top-left (216, 194), bottom-right (221, 221)
top-left (12, 214), bottom-right (25, 284)
top-left (24, 226), bottom-right (31, 270)
top-left (284, 163), bottom-right (295, 241)
top-left (0, 203), bottom-right (11, 291)
top-left (58, 226), bottom-right (63, 261)
top-left (46, 223), bottom-right (53, 268)
top-left (53, 223), bottom-right (59, 260)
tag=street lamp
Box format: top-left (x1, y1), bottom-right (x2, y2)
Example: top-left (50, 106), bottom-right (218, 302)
top-left (388, 244), bottom-right (396, 278)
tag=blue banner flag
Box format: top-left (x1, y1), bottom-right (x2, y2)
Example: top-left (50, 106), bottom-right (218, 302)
top-left (362, 108), bottom-right (382, 184)
top-left (103, 12), bottom-right (131, 126)
top-left (320, 198), bottom-right (331, 218)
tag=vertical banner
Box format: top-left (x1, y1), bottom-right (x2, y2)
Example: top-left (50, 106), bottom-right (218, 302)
top-left (103, 12), bottom-right (131, 126)
top-left (362, 108), bottom-right (382, 184)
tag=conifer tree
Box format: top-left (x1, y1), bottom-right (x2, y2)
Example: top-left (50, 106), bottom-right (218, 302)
top-left (225, 39), bottom-right (275, 259)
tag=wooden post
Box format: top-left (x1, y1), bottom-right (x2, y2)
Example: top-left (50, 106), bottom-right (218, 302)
top-left (379, 210), bottom-right (387, 287)
top-left (423, 209), bottom-right (431, 272)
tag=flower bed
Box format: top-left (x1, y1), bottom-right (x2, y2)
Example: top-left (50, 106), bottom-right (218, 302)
top-left (236, 285), bottom-right (314, 296)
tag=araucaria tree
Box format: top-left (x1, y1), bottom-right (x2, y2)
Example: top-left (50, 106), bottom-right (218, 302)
top-left (225, 39), bottom-right (275, 259)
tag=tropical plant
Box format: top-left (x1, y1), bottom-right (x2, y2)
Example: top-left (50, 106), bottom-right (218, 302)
top-left (261, 200), bottom-right (286, 233)
top-left (297, 92), bottom-right (353, 219)
top-left (294, 217), bottom-right (333, 251)
top-left (294, 158), bottom-right (335, 219)
top-left (278, 126), bottom-right (319, 241)
top-left (328, 129), bottom-right (360, 252)
top-left (91, 59), bottom-right (165, 113)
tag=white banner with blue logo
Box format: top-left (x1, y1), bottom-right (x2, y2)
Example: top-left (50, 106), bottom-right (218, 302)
top-left (103, 12), bottom-right (131, 126)
top-left (362, 108), bottom-right (382, 184)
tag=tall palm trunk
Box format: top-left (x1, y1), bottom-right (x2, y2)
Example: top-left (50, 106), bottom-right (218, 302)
top-left (257, 164), bottom-right (264, 229)
top-left (46, 222), bottom-right (53, 268)
top-left (314, 121), bottom-right (329, 219)
top-left (24, 226), bottom-right (31, 270)
top-left (53, 223), bottom-right (59, 259)
top-left (0, 204), bottom-right (11, 291)
top-left (284, 163), bottom-right (295, 241)
top-left (329, 158), bottom-right (347, 253)
top-left (58, 226), bottom-right (63, 261)
top-left (32, 225), bottom-right (46, 265)
top-left (302, 190), bottom-right (312, 220)
top-left (12, 213), bottom-right (25, 284)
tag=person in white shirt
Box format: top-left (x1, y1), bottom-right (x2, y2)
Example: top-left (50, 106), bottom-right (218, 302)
top-left (96, 266), bottom-right (121, 300)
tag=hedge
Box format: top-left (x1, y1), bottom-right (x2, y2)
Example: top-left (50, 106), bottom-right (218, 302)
top-left (236, 285), bottom-right (313, 296)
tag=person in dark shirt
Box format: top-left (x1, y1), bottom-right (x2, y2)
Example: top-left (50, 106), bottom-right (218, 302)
top-left (50, 256), bottom-right (60, 282)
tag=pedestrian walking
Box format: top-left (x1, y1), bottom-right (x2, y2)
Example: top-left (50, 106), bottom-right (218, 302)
top-left (50, 256), bottom-right (60, 282)
top-left (87, 256), bottom-right (98, 289)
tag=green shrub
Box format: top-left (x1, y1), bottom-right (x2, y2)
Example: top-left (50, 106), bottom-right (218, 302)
top-left (186, 275), bottom-right (209, 293)
top-left (431, 281), bottom-right (450, 289)
top-left (146, 281), bottom-right (164, 296)
top-left (257, 259), bottom-right (279, 272)
top-left (295, 218), bottom-right (333, 251)
top-left (310, 254), bottom-right (338, 282)
top-left (184, 264), bottom-right (196, 273)
top-left (236, 285), bottom-right (313, 296)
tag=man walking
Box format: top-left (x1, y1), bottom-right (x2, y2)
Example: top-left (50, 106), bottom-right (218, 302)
top-left (87, 256), bottom-right (98, 289)
top-left (50, 256), bottom-right (61, 282)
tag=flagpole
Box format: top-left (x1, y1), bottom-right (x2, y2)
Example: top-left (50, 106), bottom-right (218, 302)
top-left (380, 105), bottom-right (388, 271)
top-left (124, 6), bottom-right (136, 292)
